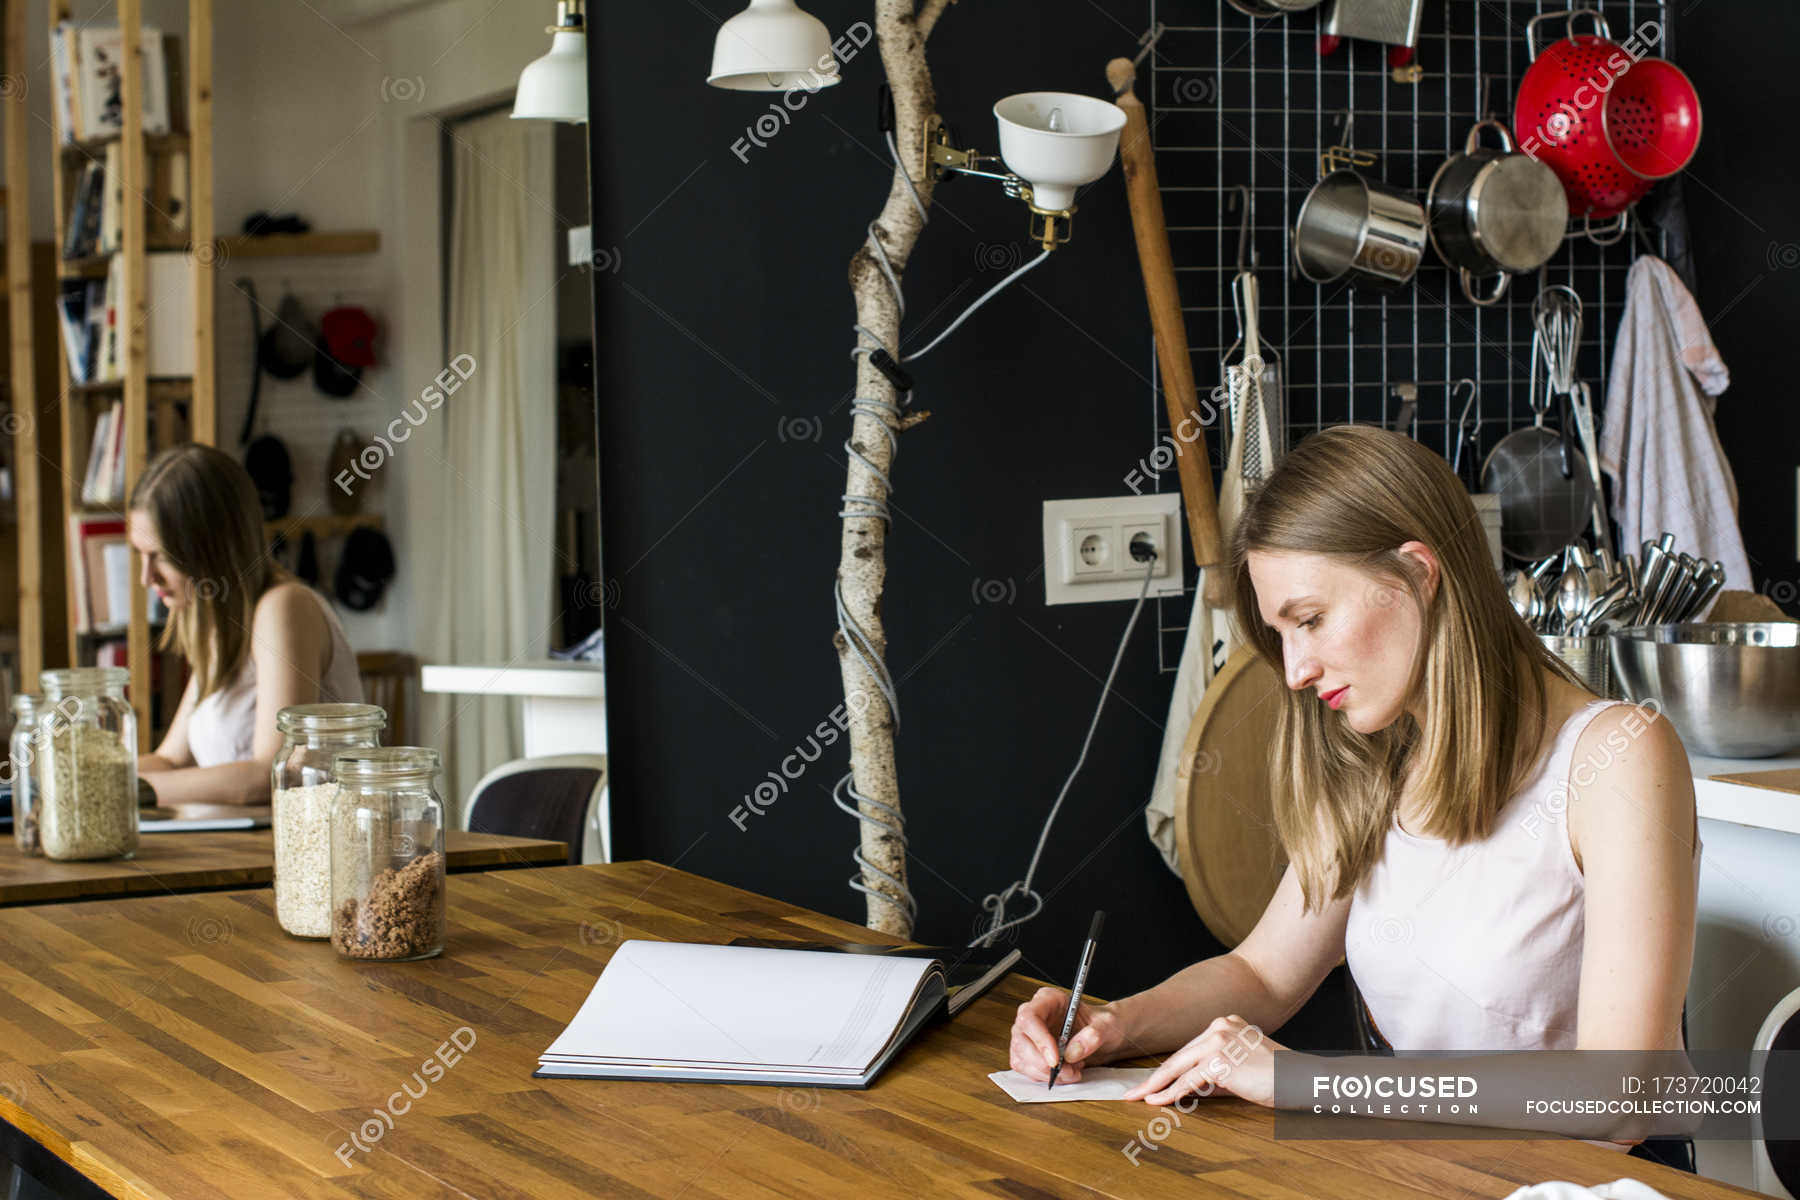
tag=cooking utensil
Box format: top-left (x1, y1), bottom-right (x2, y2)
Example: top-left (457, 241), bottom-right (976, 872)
top-left (1514, 8), bottom-right (1703, 221)
top-left (1112, 56), bottom-right (1270, 901)
top-left (1426, 120), bottom-right (1568, 305)
top-left (1390, 382), bottom-right (1418, 439)
top-left (1173, 647), bottom-right (1287, 948)
top-left (1567, 382), bottom-right (1614, 566)
top-left (1541, 634), bottom-right (1618, 696)
top-left (1294, 168), bottom-right (1428, 288)
top-left (1323, 0), bottom-right (1426, 51)
top-left (1557, 564), bottom-right (1592, 634)
top-left (1108, 59), bottom-right (1225, 582)
top-left (1507, 569), bottom-right (1537, 622)
top-left (1483, 356), bottom-right (1597, 562)
top-left (1610, 623), bottom-right (1800, 757)
top-left (1450, 378), bottom-right (1482, 492)
top-left (1224, 195), bottom-right (1284, 491)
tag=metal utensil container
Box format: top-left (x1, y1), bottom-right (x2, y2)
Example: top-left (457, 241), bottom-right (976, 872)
top-left (1540, 634), bottom-right (1619, 699)
top-left (1294, 169), bottom-right (1428, 288)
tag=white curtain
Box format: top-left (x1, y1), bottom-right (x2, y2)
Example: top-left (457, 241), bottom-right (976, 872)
top-left (421, 109), bottom-right (555, 811)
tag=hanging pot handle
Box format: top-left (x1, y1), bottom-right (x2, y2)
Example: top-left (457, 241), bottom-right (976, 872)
top-left (1465, 119), bottom-right (1516, 155)
top-left (1461, 268), bottom-right (1510, 307)
top-left (1526, 8), bottom-right (1613, 61)
top-left (1583, 211), bottom-right (1630, 245)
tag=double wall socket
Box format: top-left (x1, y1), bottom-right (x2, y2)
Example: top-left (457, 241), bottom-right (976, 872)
top-left (1042, 495), bottom-right (1185, 605)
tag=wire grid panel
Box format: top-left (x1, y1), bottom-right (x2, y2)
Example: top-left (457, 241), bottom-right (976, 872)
top-left (1145, 0), bottom-right (1669, 671)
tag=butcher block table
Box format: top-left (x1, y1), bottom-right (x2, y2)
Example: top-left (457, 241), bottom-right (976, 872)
top-left (0, 862), bottom-right (1762, 1199)
top-left (0, 830), bottom-right (566, 907)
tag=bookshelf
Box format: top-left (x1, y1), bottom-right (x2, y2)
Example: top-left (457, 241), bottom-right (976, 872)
top-left (47, 0), bottom-right (214, 746)
top-left (5, 0), bottom-right (70, 691)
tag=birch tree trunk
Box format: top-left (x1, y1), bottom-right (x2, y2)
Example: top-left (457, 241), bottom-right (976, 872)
top-left (835, 0), bottom-right (954, 937)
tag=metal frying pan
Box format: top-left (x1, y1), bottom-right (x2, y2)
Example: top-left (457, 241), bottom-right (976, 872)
top-left (1482, 384), bottom-right (1595, 561)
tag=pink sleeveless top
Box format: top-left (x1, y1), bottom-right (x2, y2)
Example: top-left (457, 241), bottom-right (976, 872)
top-left (1345, 699), bottom-right (1702, 1052)
top-left (188, 587), bottom-right (364, 768)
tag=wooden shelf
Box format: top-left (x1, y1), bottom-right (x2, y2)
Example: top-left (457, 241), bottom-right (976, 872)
top-left (60, 132), bottom-right (189, 162)
top-left (57, 240), bottom-right (190, 279)
top-left (264, 513), bottom-right (382, 539)
top-left (219, 230), bottom-right (380, 259)
top-left (68, 376), bottom-right (193, 397)
top-left (41, 0), bottom-right (215, 749)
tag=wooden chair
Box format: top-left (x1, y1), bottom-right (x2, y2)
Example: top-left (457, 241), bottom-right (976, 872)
top-left (356, 651), bottom-right (420, 746)
top-left (463, 754), bottom-right (608, 865)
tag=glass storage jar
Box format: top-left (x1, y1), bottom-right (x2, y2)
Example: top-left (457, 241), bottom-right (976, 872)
top-left (9, 694), bottom-right (46, 855)
top-left (37, 667), bottom-right (138, 862)
top-left (271, 703), bottom-right (387, 938)
top-left (330, 748), bottom-right (445, 961)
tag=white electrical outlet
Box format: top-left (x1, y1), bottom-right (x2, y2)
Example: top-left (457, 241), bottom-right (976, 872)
top-left (1042, 495), bottom-right (1185, 605)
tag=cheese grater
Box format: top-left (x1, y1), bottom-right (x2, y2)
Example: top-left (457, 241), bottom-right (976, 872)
top-left (1324, 0), bottom-right (1425, 48)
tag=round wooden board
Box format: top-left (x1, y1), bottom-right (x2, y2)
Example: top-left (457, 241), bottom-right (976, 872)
top-left (1173, 647), bottom-right (1288, 947)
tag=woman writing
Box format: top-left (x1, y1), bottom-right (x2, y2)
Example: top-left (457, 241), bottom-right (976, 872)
top-left (1008, 426), bottom-right (1699, 1166)
top-left (128, 444), bottom-right (364, 806)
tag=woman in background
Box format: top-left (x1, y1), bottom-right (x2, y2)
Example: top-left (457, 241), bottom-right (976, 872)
top-left (128, 444), bottom-right (363, 806)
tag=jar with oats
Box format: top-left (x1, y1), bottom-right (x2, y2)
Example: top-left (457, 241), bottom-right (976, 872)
top-left (329, 748), bottom-right (445, 961)
top-left (272, 703), bottom-right (386, 938)
top-left (37, 668), bottom-right (137, 862)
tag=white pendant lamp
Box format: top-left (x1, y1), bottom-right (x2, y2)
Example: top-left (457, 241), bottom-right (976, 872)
top-left (513, 0), bottom-right (587, 123)
top-left (708, 0), bottom-right (840, 92)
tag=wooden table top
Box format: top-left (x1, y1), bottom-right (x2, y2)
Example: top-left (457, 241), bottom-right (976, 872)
top-left (0, 861), bottom-right (1761, 1199)
top-left (0, 829), bottom-right (566, 906)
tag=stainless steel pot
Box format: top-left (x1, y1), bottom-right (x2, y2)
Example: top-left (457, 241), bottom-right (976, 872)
top-left (1427, 120), bottom-right (1568, 306)
top-left (1294, 169), bottom-right (1428, 288)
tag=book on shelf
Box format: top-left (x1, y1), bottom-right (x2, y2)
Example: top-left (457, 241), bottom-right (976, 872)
top-left (56, 280), bottom-right (101, 383)
top-left (72, 25), bottom-right (170, 142)
top-left (66, 514), bottom-right (125, 634)
top-left (50, 24), bottom-right (79, 145)
top-left (99, 141), bottom-right (122, 255)
top-left (535, 939), bottom-right (1019, 1088)
top-left (62, 161), bottom-right (105, 259)
top-left (79, 402), bottom-right (116, 505)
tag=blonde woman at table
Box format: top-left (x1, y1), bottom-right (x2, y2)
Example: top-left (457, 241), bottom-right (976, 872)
top-left (1008, 426), bottom-right (1700, 1170)
top-left (127, 444), bottom-right (364, 806)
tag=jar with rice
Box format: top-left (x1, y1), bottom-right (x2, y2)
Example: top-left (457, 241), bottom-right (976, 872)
top-left (37, 668), bottom-right (137, 862)
top-left (271, 703), bottom-right (387, 938)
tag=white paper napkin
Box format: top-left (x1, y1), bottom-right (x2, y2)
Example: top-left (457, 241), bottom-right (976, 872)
top-left (987, 1068), bottom-right (1157, 1103)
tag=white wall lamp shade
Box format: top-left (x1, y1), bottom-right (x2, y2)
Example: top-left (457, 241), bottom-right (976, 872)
top-left (993, 92), bottom-right (1126, 211)
top-left (514, 2), bottom-right (587, 122)
top-left (708, 0), bottom-right (840, 91)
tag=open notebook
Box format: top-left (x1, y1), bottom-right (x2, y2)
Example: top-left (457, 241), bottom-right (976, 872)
top-left (536, 940), bottom-right (1018, 1088)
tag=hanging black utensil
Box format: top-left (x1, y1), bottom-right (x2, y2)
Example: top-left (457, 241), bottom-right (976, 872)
top-left (235, 278), bottom-right (262, 447)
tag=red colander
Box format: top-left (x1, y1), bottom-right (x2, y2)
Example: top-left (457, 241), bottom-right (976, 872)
top-left (1513, 9), bottom-right (1703, 220)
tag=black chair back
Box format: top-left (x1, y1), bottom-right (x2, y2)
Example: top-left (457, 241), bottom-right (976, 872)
top-left (467, 765), bottom-right (602, 866)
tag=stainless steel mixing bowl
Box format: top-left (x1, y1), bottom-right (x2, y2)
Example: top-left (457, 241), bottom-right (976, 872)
top-left (1609, 623), bottom-right (1800, 758)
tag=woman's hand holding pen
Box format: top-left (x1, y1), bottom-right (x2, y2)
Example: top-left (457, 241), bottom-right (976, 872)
top-left (1009, 987), bottom-right (1128, 1084)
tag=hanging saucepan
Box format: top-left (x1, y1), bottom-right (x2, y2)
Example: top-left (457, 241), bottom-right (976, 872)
top-left (1293, 169), bottom-right (1428, 289)
top-left (1513, 8), bottom-right (1702, 223)
top-left (1426, 120), bottom-right (1568, 306)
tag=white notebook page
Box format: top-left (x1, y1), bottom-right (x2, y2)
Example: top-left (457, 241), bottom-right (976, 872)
top-left (542, 941), bottom-right (940, 1072)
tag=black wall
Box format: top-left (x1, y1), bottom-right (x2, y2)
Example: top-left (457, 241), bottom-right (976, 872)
top-left (1675, 2), bottom-right (1800, 610)
top-left (585, 1), bottom-right (1794, 1055)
